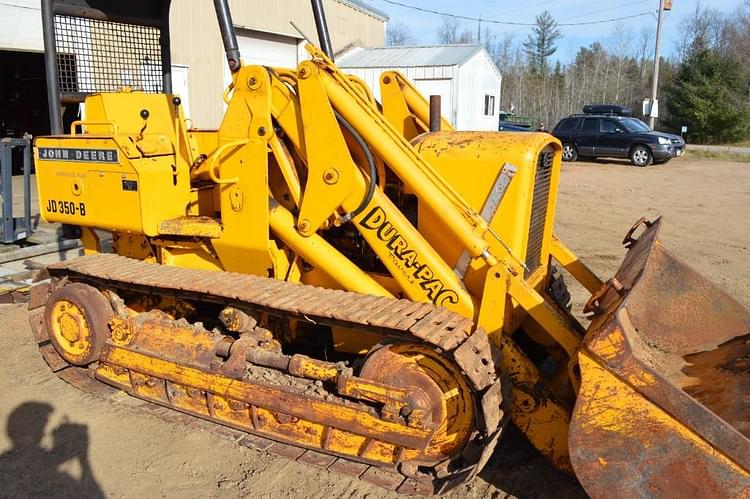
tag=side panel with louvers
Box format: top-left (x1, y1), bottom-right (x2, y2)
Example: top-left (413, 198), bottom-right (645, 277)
top-left (525, 148), bottom-right (554, 276)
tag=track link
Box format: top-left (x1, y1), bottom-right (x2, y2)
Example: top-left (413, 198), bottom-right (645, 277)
top-left (29, 254), bottom-right (508, 495)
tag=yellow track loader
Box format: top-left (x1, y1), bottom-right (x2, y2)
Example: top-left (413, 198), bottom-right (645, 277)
top-left (28, 0), bottom-right (749, 495)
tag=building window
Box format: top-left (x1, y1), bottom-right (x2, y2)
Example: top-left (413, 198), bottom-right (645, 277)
top-left (484, 95), bottom-right (495, 116)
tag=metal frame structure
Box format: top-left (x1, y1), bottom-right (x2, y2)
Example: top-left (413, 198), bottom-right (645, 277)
top-left (41, 0), bottom-right (173, 134)
top-left (0, 138), bottom-right (33, 243)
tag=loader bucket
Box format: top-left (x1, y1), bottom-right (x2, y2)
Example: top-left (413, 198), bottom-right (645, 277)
top-left (569, 217), bottom-right (750, 497)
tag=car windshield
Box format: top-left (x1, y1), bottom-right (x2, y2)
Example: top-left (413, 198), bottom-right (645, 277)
top-left (620, 118), bottom-right (651, 132)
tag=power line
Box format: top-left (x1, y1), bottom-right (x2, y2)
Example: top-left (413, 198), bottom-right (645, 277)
top-left (376, 0), bottom-right (653, 27)
top-left (558, 0), bottom-right (652, 22)
top-left (484, 0), bottom-right (559, 21)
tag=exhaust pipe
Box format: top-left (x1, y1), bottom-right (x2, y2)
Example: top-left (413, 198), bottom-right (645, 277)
top-left (429, 95), bottom-right (441, 132)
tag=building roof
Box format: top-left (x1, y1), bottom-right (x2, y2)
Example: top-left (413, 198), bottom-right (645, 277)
top-left (338, 44), bottom-right (484, 68)
top-left (337, 0), bottom-right (389, 22)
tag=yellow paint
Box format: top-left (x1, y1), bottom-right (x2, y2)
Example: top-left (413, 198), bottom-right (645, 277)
top-left (296, 61), bottom-right (356, 235)
top-left (36, 93), bottom-right (194, 236)
top-left (210, 65), bottom-right (274, 276)
top-left (331, 326), bottom-right (382, 355)
top-left (268, 199), bottom-right (390, 297)
top-left (112, 232), bottom-right (156, 262)
top-left (575, 354), bottom-right (750, 475)
top-left (48, 299), bottom-right (92, 360)
top-left (379, 343), bottom-right (476, 464)
top-left (311, 47), bottom-right (496, 264)
top-left (155, 240), bottom-right (223, 272)
top-left (549, 235), bottom-right (603, 294)
top-left (158, 216), bottom-right (222, 238)
top-left (498, 335), bottom-right (574, 472)
top-left (379, 71), bottom-right (423, 140)
top-left (101, 345), bottom-right (434, 460)
top-left (95, 363), bottom-right (131, 390)
top-left (80, 227), bottom-right (101, 255)
top-left (413, 133), bottom-right (560, 280)
top-left (508, 277), bottom-right (581, 357)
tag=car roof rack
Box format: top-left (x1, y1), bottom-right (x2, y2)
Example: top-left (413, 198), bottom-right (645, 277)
top-left (569, 113), bottom-right (627, 118)
top-left (582, 104), bottom-right (632, 117)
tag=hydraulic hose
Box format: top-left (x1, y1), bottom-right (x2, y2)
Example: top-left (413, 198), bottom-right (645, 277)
top-left (266, 68), bottom-right (376, 223)
top-left (334, 110), bottom-right (377, 223)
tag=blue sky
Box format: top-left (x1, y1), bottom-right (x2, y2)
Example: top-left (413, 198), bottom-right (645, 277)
top-left (367, 0), bottom-right (746, 62)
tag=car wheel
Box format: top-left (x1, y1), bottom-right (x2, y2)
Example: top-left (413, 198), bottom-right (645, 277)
top-left (562, 144), bottom-right (578, 162)
top-left (630, 145), bottom-right (652, 167)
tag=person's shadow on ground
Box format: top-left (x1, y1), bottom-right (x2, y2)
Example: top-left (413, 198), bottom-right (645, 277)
top-left (0, 401), bottom-right (104, 498)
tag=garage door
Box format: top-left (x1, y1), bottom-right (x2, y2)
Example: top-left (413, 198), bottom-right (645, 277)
top-left (223, 29), bottom-right (304, 90)
top-left (237, 29), bottom-right (302, 68)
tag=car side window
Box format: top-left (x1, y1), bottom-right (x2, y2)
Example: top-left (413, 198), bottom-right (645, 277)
top-left (601, 120), bottom-right (618, 133)
top-left (582, 118), bottom-right (599, 132)
top-left (555, 118), bottom-right (570, 130)
top-left (570, 117), bottom-right (583, 130)
top-left (556, 118), bottom-right (574, 130)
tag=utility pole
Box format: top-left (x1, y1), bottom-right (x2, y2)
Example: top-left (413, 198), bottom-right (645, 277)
top-left (648, 0), bottom-right (666, 129)
top-left (477, 15), bottom-right (482, 44)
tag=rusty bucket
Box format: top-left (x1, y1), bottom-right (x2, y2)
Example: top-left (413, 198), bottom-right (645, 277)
top-left (569, 217), bottom-right (750, 497)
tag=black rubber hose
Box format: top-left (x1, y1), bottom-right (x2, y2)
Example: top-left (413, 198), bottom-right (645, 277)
top-left (334, 110), bottom-right (377, 222)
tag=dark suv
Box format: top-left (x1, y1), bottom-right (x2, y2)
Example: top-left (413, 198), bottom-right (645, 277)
top-left (552, 109), bottom-right (685, 166)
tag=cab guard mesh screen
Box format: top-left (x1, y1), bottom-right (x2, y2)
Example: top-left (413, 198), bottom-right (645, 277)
top-left (54, 14), bottom-right (163, 94)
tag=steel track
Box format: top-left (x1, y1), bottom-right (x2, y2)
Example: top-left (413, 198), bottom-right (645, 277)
top-left (29, 254), bottom-right (508, 495)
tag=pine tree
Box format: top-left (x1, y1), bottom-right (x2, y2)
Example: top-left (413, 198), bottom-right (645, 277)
top-left (522, 11), bottom-right (562, 76)
top-left (664, 49), bottom-right (750, 143)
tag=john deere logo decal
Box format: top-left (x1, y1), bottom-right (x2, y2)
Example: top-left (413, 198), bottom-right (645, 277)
top-left (38, 148), bottom-right (118, 163)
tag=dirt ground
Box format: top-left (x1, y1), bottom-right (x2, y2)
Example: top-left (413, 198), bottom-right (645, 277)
top-left (556, 158), bottom-right (749, 312)
top-left (0, 157), bottom-right (747, 498)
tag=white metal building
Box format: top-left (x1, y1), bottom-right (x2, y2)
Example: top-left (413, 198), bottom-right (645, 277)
top-left (338, 45), bottom-right (502, 131)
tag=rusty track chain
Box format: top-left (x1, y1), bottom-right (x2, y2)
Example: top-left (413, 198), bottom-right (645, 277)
top-left (29, 254), bottom-right (508, 495)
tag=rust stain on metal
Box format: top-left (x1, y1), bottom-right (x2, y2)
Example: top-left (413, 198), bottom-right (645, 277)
top-left (683, 333), bottom-right (750, 439)
top-left (31, 253), bottom-right (508, 495)
top-left (157, 216), bottom-right (222, 238)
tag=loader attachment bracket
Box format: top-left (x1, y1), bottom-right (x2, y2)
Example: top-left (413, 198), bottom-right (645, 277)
top-left (621, 216), bottom-right (654, 249)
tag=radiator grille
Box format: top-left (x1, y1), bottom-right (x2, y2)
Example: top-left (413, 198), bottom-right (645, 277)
top-left (54, 14), bottom-right (163, 95)
top-left (525, 148), bottom-right (554, 276)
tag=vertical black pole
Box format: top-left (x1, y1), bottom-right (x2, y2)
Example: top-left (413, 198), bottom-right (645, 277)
top-left (213, 0), bottom-right (241, 73)
top-left (160, 0), bottom-right (173, 93)
top-left (41, 0), bottom-right (62, 134)
top-left (311, 0), bottom-right (334, 60)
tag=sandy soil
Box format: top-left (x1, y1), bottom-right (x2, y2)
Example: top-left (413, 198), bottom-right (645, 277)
top-left (0, 157), bottom-right (747, 498)
top-left (556, 158), bottom-right (749, 311)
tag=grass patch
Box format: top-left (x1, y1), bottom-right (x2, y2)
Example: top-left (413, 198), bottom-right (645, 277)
top-left (683, 149), bottom-right (750, 162)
